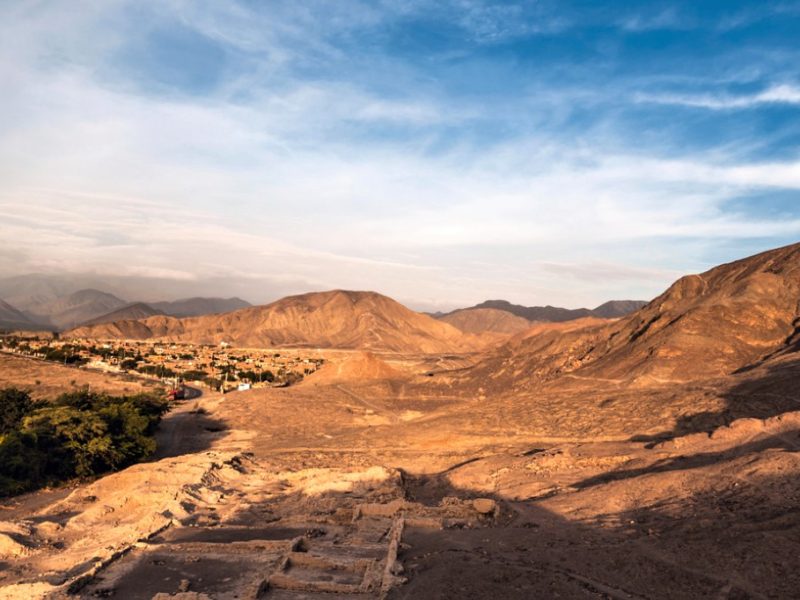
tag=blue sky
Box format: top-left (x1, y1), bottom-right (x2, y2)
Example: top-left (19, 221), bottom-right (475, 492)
top-left (1, 1), bottom-right (799, 309)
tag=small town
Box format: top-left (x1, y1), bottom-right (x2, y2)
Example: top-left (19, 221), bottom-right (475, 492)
top-left (0, 333), bottom-right (324, 393)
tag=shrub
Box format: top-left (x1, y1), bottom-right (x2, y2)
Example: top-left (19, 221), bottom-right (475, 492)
top-left (0, 388), bottom-right (169, 497)
top-left (182, 369), bottom-right (209, 381)
top-left (0, 388), bottom-right (37, 434)
top-left (120, 358), bottom-right (139, 371)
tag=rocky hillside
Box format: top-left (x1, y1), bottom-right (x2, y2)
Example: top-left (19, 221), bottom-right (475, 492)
top-left (67, 290), bottom-right (485, 354)
top-left (470, 243), bottom-right (800, 389)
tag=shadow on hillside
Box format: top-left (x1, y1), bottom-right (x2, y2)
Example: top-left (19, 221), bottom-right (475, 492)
top-left (152, 404), bottom-right (228, 460)
top-left (631, 354), bottom-right (800, 444)
top-left (574, 430), bottom-right (800, 490)
top-left (393, 467), bottom-right (800, 599)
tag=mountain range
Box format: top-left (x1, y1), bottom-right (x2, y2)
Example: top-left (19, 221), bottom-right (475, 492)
top-left (0, 299), bottom-right (44, 331)
top-left (433, 298), bottom-right (647, 337)
top-left (445, 298), bottom-right (648, 323)
top-left (0, 286), bottom-right (252, 332)
top-left (67, 290), bottom-right (484, 353)
top-left (463, 242), bottom-right (800, 392)
top-left (13, 244), bottom-right (800, 366)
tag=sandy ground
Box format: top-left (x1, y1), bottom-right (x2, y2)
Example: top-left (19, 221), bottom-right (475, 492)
top-left (0, 350), bottom-right (799, 599)
top-left (0, 352), bottom-right (158, 400)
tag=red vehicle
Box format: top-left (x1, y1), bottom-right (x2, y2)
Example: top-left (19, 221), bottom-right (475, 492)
top-left (167, 384), bottom-right (186, 401)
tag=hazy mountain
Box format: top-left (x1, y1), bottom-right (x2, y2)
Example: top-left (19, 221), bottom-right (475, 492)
top-left (67, 290), bottom-right (486, 353)
top-left (471, 300), bottom-right (593, 322)
top-left (0, 273), bottom-right (265, 315)
top-left (0, 299), bottom-right (44, 331)
top-left (0, 275), bottom-right (79, 315)
top-left (439, 307), bottom-right (532, 335)
top-left (150, 297), bottom-right (251, 317)
top-left (79, 302), bottom-right (165, 327)
top-left (592, 300), bottom-right (649, 318)
top-left (28, 289), bottom-right (128, 331)
top-left (0, 273), bottom-right (256, 330)
top-left (466, 299), bottom-right (647, 322)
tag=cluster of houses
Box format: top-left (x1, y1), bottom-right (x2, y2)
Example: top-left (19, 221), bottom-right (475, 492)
top-left (0, 334), bottom-right (324, 391)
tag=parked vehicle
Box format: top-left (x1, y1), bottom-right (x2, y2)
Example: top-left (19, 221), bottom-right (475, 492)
top-left (167, 384), bottom-right (186, 401)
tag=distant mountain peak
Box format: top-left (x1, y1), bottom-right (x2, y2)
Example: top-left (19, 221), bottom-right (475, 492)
top-left (455, 298), bottom-right (648, 323)
top-left (151, 296), bottom-right (252, 318)
top-left (0, 298), bottom-right (45, 331)
top-left (79, 302), bottom-right (165, 327)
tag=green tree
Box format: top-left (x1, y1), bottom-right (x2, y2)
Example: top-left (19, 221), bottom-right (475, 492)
top-left (0, 388), bottom-right (36, 434)
top-left (0, 388), bottom-right (168, 497)
top-left (182, 369), bottom-right (209, 381)
top-left (120, 358), bottom-right (139, 371)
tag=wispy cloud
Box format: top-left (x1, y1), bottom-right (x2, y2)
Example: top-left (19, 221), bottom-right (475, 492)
top-left (0, 1), bottom-right (799, 309)
top-left (636, 84), bottom-right (800, 110)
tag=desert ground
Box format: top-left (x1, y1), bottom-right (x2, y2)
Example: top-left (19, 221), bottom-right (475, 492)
top-left (0, 353), bottom-right (158, 400)
top-left (0, 345), bottom-right (798, 599)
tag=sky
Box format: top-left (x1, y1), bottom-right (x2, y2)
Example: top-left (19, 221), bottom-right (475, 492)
top-left (1, 0), bottom-right (799, 310)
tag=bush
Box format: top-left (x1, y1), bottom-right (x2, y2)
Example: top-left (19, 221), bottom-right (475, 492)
top-left (137, 365), bottom-right (176, 378)
top-left (120, 358), bottom-right (139, 371)
top-left (182, 369), bottom-right (209, 381)
top-left (203, 376), bottom-right (223, 389)
top-left (0, 388), bottom-right (37, 434)
top-left (0, 388), bottom-right (169, 497)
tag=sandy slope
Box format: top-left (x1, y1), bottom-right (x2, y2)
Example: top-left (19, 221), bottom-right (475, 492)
top-left (0, 353), bottom-right (156, 400)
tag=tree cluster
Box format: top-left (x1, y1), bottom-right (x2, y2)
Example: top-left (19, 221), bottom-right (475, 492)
top-left (0, 387), bottom-right (168, 497)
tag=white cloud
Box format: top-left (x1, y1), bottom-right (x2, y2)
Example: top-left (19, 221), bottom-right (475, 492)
top-left (636, 84), bottom-right (800, 110)
top-left (0, 1), bottom-right (799, 309)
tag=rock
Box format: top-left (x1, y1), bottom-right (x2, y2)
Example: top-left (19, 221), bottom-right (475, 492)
top-left (472, 498), bottom-right (497, 515)
top-left (0, 532), bottom-right (31, 558)
top-left (35, 521), bottom-right (62, 538)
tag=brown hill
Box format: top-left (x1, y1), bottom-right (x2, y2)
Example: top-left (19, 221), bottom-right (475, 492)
top-left (512, 316), bottom-right (613, 341)
top-left (470, 243), bottom-right (800, 390)
top-left (79, 302), bottom-right (164, 327)
top-left (592, 299), bottom-right (649, 318)
top-left (67, 290), bottom-right (484, 353)
top-left (310, 352), bottom-right (401, 383)
top-left (439, 308), bottom-right (532, 335)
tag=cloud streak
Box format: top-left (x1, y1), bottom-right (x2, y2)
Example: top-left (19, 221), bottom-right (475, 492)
top-left (636, 84), bottom-right (800, 110)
